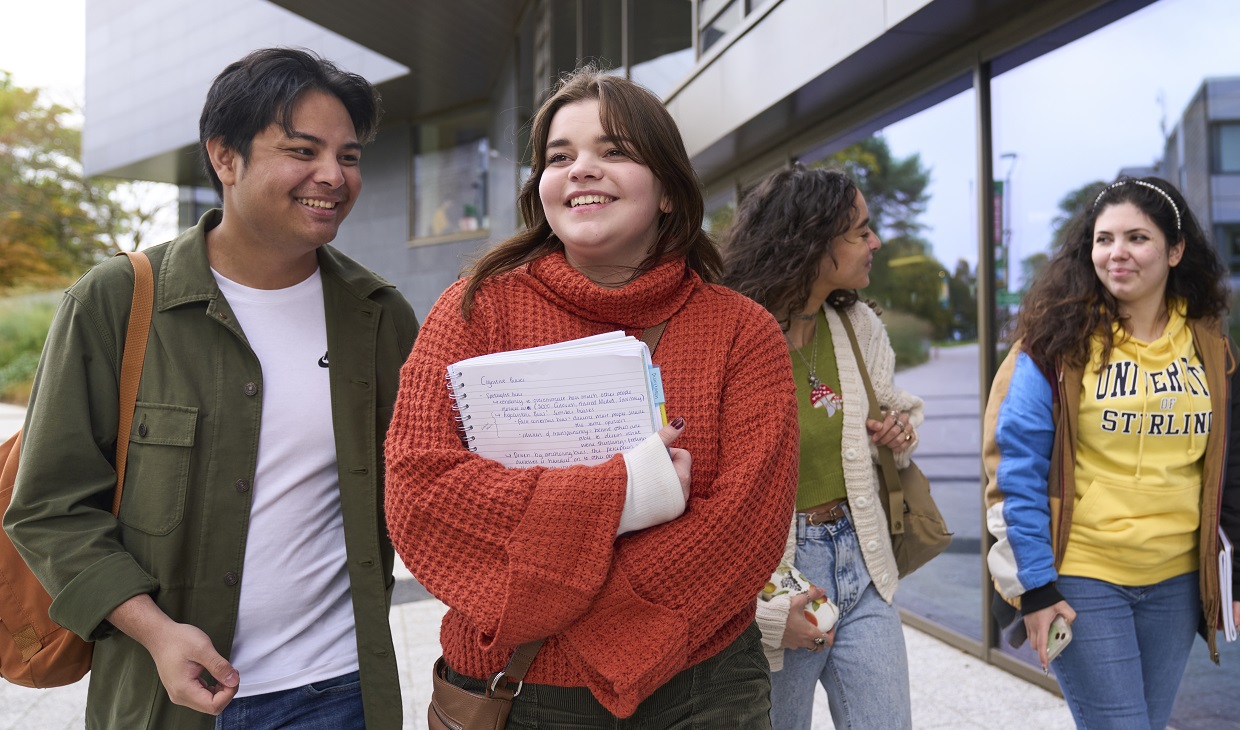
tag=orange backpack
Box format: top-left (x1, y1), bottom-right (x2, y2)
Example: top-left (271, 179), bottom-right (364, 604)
top-left (0, 251), bottom-right (153, 688)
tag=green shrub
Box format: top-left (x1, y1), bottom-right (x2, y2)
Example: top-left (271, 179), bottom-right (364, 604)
top-left (881, 308), bottom-right (932, 370)
top-left (0, 292), bottom-right (59, 404)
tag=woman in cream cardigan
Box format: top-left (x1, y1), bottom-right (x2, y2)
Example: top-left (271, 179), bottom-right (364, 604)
top-left (723, 165), bottom-right (922, 730)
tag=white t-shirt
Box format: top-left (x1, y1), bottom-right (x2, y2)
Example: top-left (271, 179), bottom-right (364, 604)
top-left (212, 268), bottom-right (358, 697)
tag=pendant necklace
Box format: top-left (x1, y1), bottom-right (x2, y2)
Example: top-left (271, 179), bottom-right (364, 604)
top-left (793, 317), bottom-right (843, 415)
top-left (792, 323), bottom-right (821, 390)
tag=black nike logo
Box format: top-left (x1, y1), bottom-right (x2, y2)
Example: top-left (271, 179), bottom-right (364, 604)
top-left (318, 351), bottom-right (329, 368)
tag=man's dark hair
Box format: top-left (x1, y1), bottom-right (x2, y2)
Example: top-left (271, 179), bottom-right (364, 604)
top-left (198, 47), bottom-right (383, 196)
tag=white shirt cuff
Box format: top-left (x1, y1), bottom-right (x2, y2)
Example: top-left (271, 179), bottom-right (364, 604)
top-left (617, 432), bottom-right (686, 536)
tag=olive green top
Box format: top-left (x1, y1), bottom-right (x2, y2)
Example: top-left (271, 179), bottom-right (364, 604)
top-left (789, 310), bottom-right (848, 510)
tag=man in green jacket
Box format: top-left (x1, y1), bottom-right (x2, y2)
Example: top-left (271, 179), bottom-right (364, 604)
top-left (3, 48), bottom-right (418, 729)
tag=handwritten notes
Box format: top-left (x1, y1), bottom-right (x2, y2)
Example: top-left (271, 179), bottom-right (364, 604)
top-left (447, 332), bottom-right (664, 468)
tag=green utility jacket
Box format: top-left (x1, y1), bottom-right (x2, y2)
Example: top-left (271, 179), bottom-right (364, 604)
top-left (4, 210), bottom-right (418, 729)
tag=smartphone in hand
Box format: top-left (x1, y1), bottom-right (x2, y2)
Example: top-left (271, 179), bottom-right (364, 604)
top-left (1046, 614), bottom-right (1073, 665)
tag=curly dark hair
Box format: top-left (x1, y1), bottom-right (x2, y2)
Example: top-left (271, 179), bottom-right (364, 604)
top-left (460, 65), bottom-right (720, 317)
top-left (1015, 175), bottom-right (1227, 370)
top-left (720, 165), bottom-right (867, 329)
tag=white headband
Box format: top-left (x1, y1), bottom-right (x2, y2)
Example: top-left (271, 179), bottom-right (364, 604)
top-left (1092, 180), bottom-right (1181, 232)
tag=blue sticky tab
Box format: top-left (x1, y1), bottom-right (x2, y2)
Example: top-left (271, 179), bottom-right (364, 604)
top-left (648, 365), bottom-right (666, 405)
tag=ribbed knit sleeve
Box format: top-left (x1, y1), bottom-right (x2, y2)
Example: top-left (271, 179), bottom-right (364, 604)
top-left (384, 279), bottom-right (629, 650)
top-left (384, 261), bottom-right (798, 717)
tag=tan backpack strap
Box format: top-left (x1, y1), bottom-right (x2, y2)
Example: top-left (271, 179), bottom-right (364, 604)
top-left (640, 321), bottom-right (668, 356)
top-left (111, 251), bottom-right (155, 517)
top-left (837, 311), bottom-right (905, 536)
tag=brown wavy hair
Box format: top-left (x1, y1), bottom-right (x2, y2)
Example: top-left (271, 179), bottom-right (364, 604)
top-left (1016, 175), bottom-right (1227, 370)
top-left (460, 65), bottom-right (720, 317)
top-left (720, 165), bottom-right (867, 329)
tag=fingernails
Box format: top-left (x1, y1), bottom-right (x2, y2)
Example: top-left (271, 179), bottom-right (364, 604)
top-left (670, 417), bottom-right (685, 429)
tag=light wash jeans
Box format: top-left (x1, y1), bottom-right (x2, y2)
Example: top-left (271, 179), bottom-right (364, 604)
top-left (1052, 572), bottom-right (1199, 730)
top-left (769, 508), bottom-right (912, 730)
top-left (215, 670), bottom-right (363, 730)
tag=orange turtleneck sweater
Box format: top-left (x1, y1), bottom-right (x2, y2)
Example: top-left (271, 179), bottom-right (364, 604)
top-left (384, 252), bottom-right (798, 717)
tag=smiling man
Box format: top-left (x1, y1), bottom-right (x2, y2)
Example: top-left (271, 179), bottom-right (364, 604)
top-left (4, 49), bottom-right (418, 729)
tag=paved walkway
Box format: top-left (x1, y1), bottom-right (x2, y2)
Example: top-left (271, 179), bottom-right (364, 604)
top-left (0, 570), bottom-right (1073, 730)
top-left (0, 396), bottom-right (1074, 729)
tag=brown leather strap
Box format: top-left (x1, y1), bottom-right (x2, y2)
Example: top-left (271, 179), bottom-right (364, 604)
top-left (111, 251), bottom-right (155, 517)
top-left (837, 311), bottom-right (905, 536)
top-left (640, 321), bottom-right (668, 356)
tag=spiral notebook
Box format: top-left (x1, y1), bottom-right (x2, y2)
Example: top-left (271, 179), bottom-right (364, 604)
top-left (446, 332), bottom-right (666, 468)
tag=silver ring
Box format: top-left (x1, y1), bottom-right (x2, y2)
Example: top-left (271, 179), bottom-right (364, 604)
top-left (814, 636), bottom-right (826, 646)
top-left (894, 419), bottom-right (906, 431)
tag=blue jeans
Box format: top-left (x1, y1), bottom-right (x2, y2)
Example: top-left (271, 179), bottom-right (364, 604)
top-left (215, 670), bottom-right (364, 730)
top-left (1052, 573), bottom-right (1199, 730)
top-left (769, 509), bottom-right (911, 730)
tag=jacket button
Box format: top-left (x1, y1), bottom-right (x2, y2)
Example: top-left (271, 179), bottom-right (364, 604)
top-left (867, 540), bottom-right (879, 551)
top-left (855, 496), bottom-right (869, 508)
top-left (243, 382), bottom-right (259, 397)
top-left (235, 479), bottom-right (250, 493)
top-left (138, 423), bottom-right (148, 437)
top-left (844, 448), bottom-right (858, 460)
top-left (223, 572), bottom-right (239, 586)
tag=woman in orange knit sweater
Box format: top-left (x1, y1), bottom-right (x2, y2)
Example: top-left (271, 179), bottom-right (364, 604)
top-left (384, 67), bottom-right (799, 726)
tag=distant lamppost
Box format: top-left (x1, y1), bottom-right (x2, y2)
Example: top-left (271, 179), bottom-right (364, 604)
top-left (999, 152), bottom-right (1019, 306)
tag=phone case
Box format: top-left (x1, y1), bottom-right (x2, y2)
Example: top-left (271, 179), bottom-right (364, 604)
top-left (1046, 615), bottom-right (1072, 663)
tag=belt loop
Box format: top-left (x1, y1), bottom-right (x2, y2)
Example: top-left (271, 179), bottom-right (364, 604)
top-left (796, 511), bottom-right (808, 546)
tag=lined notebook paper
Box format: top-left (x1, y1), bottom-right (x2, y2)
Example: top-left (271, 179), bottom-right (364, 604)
top-left (1221, 528), bottom-right (1236, 642)
top-left (447, 332), bottom-right (666, 468)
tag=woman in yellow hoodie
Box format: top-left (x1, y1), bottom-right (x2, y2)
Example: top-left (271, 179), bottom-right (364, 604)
top-left (983, 176), bottom-right (1236, 729)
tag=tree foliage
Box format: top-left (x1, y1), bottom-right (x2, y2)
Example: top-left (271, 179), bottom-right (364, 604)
top-left (814, 136), bottom-right (975, 340)
top-left (0, 73), bottom-right (166, 290)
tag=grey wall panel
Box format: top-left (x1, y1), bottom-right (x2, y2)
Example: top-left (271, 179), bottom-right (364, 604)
top-left (84, 0), bottom-right (407, 181)
top-left (667, 0), bottom-right (897, 159)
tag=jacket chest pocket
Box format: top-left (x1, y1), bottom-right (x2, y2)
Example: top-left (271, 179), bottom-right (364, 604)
top-left (119, 402), bottom-right (198, 535)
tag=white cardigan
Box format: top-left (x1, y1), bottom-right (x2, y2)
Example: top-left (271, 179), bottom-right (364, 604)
top-left (757, 302), bottom-right (924, 670)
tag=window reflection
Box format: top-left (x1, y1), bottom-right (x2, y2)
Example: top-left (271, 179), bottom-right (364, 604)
top-left (412, 114), bottom-right (490, 242)
top-left (991, 0), bottom-right (1240, 721)
top-left (796, 86), bottom-right (982, 640)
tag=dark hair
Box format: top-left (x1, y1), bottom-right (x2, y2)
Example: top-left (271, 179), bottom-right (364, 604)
top-left (720, 165), bottom-right (865, 330)
top-left (1016, 175), bottom-right (1227, 369)
top-left (461, 65), bottom-right (720, 316)
top-left (199, 47), bottom-right (383, 196)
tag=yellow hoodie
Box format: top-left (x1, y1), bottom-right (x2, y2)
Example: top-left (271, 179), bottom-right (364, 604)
top-left (1061, 304), bottom-right (1208, 585)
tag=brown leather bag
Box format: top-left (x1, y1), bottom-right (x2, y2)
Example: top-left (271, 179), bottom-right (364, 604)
top-left (428, 641), bottom-right (544, 730)
top-left (0, 251), bottom-right (154, 688)
top-left (839, 310), bottom-right (952, 578)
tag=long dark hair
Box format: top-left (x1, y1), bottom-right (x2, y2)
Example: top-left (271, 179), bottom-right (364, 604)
top-left (1016, 175), bottom-right (1227, 369)
top-left (461, 65), bottom-right (720, 317)
top-left (721, 165), bottom-right (865, 330)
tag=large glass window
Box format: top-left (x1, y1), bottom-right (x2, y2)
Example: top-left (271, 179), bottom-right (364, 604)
top-left (1212, 122), bottom-right (1240, 173)
top-left (581, 0), bottom-right (623, 73)
top-left (991, 1), bottom-right (1240, 721)
top-left (698, 0), bottom-right (743, 55)
top-left (795, 86), bottom-right (982, 640)
top-left (411, 113), bottom-right (490, 243)
top-left (631, 0), bottom-right (693, 97)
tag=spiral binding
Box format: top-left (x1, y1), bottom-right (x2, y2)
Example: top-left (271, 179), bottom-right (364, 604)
top-left (445, 369), bottom-right (478, 452)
